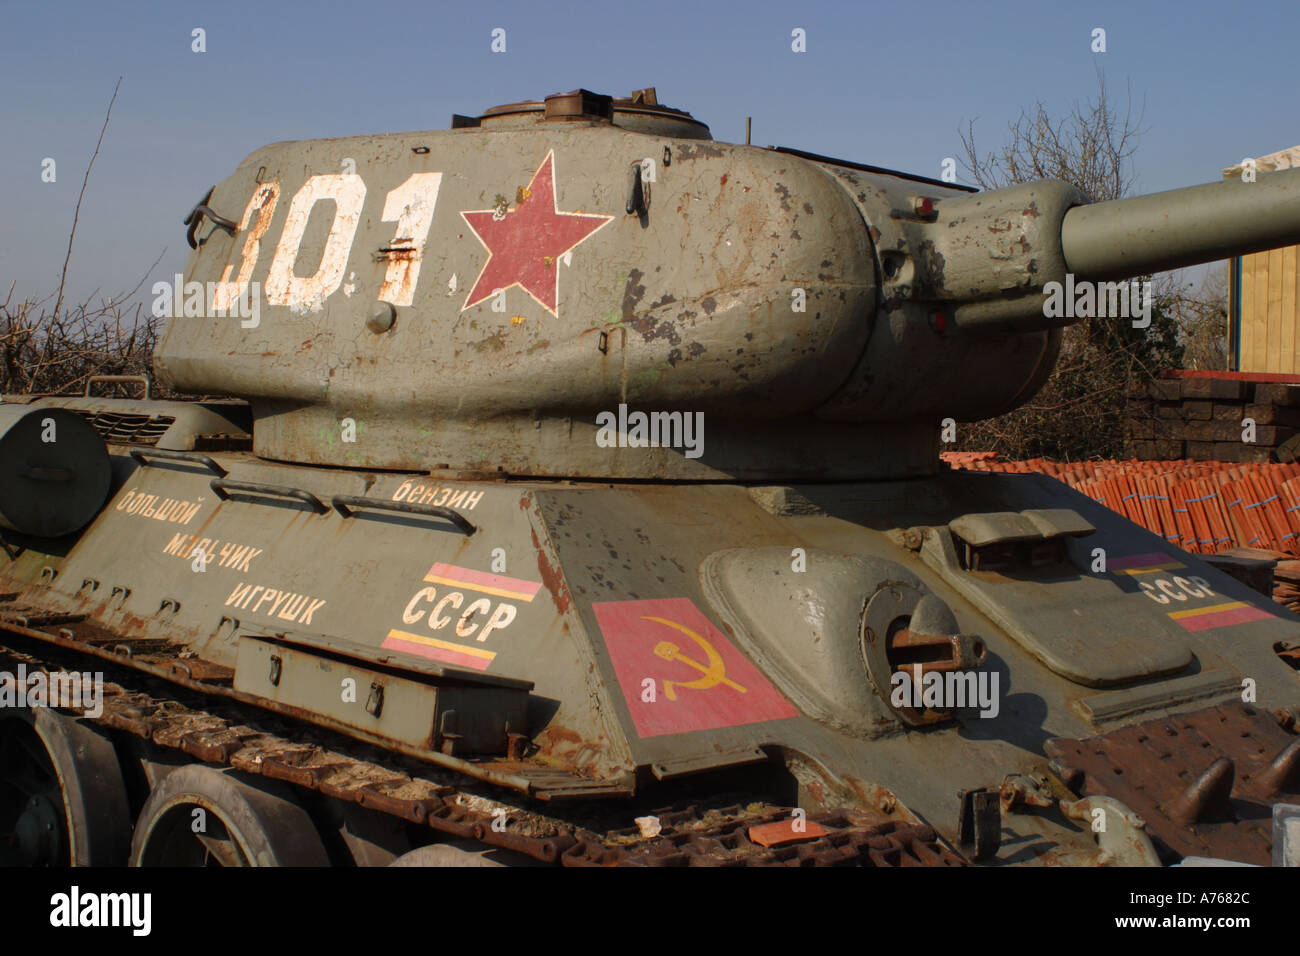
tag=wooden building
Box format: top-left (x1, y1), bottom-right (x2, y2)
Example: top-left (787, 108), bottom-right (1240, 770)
top-left (1225, 145), bottom-right (1300, 373)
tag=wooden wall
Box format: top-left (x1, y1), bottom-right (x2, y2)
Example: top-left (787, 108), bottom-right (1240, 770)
top-left (1227, 147), bottom-right (1300, 373)
top-left (1235, 245), bottom-right (1300, 373)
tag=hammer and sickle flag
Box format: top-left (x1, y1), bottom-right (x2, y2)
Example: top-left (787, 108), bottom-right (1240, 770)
top-left (592, 598), bottom-right (799, 738)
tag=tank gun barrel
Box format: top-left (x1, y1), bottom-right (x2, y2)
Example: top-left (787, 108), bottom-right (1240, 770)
top-left (939, 167), bottom-right (1300, 333)
top-left (1061, 166), bottom-right (1300, 281)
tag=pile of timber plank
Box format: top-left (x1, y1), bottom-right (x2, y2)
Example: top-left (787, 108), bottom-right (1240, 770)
top-left (1126, 375), bottom-right (1300, 462)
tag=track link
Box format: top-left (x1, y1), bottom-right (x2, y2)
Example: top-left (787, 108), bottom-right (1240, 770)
top-left (0, 634), bottom-right (964, 866)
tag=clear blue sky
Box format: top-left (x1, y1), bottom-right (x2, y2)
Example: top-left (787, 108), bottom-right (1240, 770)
top-left (1, 0), bottom-right (1295, 307)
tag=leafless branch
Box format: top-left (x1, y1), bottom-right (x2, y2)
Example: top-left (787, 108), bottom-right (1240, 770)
top-left (52, 76), bottom-right (122, 322)
top-left (959, 69), bottom-right (1146, 202)
top-left (1, 79), bottom-right (174, 401)
top-left (953, 72), bottom-right (1194, 461)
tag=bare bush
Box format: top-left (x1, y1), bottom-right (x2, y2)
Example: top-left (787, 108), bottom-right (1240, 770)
top-left (960, 298), bottom-right (1183, 461)
top-left (959, 70), bottom-right (1144, 202)
top-left (955, 72), bottom-right (1197, 461)
top-left (1, 77), bottom-right (168, 401)
top-left (1158, 269), bottom-right (1229, 372)
top-left (1, 278), bottom-right (161, 397)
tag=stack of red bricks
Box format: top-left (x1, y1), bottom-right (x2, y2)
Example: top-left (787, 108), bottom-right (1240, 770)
top-left (1126, 374), bottom-right (1300, 462)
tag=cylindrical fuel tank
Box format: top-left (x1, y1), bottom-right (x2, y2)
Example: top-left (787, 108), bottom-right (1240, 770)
top-left (0, 405), bottom-right (111, 537)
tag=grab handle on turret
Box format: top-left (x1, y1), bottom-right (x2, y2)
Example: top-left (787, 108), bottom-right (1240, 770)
top-left (183, 187), bottom-right (238, 249)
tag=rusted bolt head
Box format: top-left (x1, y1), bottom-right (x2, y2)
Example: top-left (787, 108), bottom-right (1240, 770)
top-left (367, 301), bottom-right (396, 333)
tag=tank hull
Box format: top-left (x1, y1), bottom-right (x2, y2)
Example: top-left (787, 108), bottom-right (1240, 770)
top-left (3, 408), bottom-right (1297, 865)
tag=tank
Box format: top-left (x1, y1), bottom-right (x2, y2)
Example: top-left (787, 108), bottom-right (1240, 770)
top-left (4, 87), bottom-right (1300, 868)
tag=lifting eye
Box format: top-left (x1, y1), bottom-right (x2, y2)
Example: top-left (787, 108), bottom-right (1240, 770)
top-left (626, 161), bottom-right (650, 216)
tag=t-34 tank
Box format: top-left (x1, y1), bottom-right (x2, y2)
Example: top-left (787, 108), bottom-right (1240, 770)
top-left (4, 87), bottom-right (1300, 867)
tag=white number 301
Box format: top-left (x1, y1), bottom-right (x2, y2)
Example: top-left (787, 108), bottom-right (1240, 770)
top-left (218, 172), bottom-right (443, 313)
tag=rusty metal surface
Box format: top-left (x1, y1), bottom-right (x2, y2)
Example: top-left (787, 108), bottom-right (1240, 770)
top-left (574, 809), bottom-right (961, 867)
top-left (1277, 640), bottom-right (1300, 670)
top-left (0, 448), bottom-right (636, 787)
top-left (0, 637), bottom-right (960, 867)
top-left (477, 88), bottom-right (711, 140)
top-left (0, 605), bottom-right (615, 799)
top-left (1045, 702), bottom-right (1300, 864)
top-left (747, 817), bottom-right (829, 847)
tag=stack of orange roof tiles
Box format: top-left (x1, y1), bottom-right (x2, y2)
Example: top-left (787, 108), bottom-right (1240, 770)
top-left (941, 454), bottom-right (1300, 610)
top-left (941, 454), bottom-right (1300, 556)
top-left (937, 451), bottom-right (1001, 466)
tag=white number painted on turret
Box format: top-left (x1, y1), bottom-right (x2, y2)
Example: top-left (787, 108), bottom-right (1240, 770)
top-left (234, 173), bottom-right (438, 313)
top-left (378, 173), bottom-right (442, 307)
top-left (265, 174), bottom-right (366, 312)
top-left (212, 182), bottom-right (280, 311)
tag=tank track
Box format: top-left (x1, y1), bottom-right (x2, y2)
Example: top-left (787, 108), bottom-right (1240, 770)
top-left (0, 632), bottom-right (964, 867)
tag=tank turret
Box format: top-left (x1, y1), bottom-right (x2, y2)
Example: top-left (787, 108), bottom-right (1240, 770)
top-left (156, 88), bottom-right (1300, 481)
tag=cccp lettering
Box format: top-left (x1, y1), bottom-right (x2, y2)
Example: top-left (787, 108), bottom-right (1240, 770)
top-left (1140, 575), bottom-right (1218, 605)
top-left (398, 586), bottom-right (517, 641)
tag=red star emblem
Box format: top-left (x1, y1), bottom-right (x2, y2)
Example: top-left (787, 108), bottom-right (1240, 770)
top-left (460, 151), bottom-right (613, 316)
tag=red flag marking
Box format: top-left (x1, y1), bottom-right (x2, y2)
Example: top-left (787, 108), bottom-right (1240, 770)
top-left (425, 563), bottom-right (541, 602)
top-left (592, 598), bottom-right (799, 739)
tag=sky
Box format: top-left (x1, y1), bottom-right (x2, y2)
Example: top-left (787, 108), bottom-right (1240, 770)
top-left (0, 0), bottom-right (1296, 308)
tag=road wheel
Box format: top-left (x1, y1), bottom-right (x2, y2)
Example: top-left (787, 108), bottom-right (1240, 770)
top-left (388, 839), bottom-right (544, 867)
top-left (0, 708), bottom-right (130, 866)
top-left (130, 765), bottom-right (329, 866)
